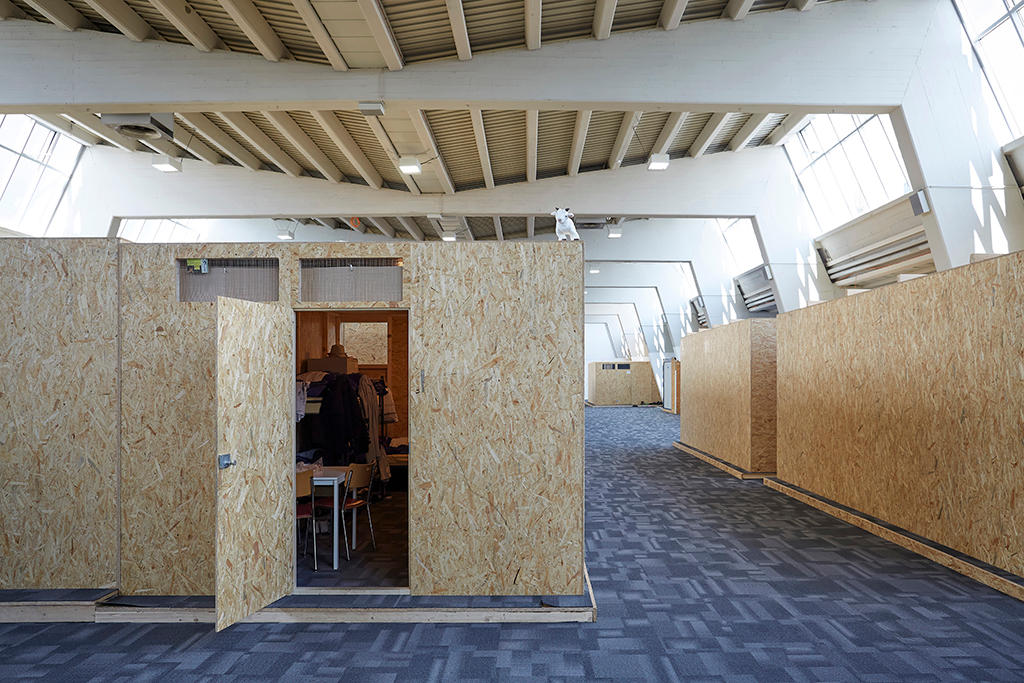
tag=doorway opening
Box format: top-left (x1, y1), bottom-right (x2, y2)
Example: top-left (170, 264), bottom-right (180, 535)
top-left (294, 310), bottom-right (409, 589)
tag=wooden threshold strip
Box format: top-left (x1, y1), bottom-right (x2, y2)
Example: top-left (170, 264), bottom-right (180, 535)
top-left (672, 441), bottom-right (775, 480)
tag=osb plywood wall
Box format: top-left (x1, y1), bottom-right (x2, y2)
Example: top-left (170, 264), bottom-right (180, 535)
top-left (0, 239), bottom-right (119, 588)
top-left (215, 297), bottom-right (294, 630)
top-left (678, 319), bottom-right (776, 472)
top-left (586, 362), bottom-right (660, 405)
top-left (777, 252), bottom-right (1024, 577)
top-left (121, 242), bottom-right (411, 595)
top-left (409, 243), bottom-right (585, 595)
top-left (343, 322), bottom-right (388, 365)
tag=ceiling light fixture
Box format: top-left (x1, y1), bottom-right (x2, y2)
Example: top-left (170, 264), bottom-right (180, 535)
top-left (152, 155), bottom-right (182, 173)
top-left (647, 153), bottom-right (670, 171)
top-left (398, 156), bottom-right (422, 175)
top-left (440, 231), bottom-right (458, 242)
top-left (589, 267), bottom-right (600, 274)
top-left (276, 219), bottom-right (297, 241)
top-left (357, 101), bottom-right (386, 117)
top-left (606, 226), bottom-right (622, 239)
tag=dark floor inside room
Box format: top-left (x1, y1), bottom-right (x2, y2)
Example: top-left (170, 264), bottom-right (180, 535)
top-left (2, 407), bottom-right (1023, 680)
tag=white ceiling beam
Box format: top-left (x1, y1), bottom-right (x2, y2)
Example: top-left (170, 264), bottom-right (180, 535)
top-left (469, 109), bottom-right (494, 189)
top-left (355, 0), bottom-right (403, 71)
top-left (525, 0), bottom-right (540, 50)
top-left (592, 0), bottom-right (617, 40)
top-left (0, 0), bottom-right (27, 18)
top-left (365, 216), bottom-right (395, 238)
top-left (651, 111), bottom-right (686, 156)
top-left (30, 114), bottom-right (100, 146)
top-left (526, 109), bottom-right (538, 182)
top-left (150, 0), bottom-right (221, 52)
top-left (22, 0), bottom-right (93, 30)
top-left (526, 215), bottom-right (535, 239)
top-left (263, 110), bottom-right (343, 182)
top-left (313, 217), bottom-right (340, 229)
top-left (313, 111), bottom-right (383, 189)
top-left (141, 136), bottom-right (184, 158)
top-left (170, 130), bottom-right (222, 165)
top-left (179, 112), bottom-right (261, 170)
top-left (608, 110), bottom-right (642, 170)
top-left (218, 111), bottom-right (303, 177)
top-left (688, 112), bottom-right (729, 158)
top-left (82, 0), bottom-right (152, 40)
top-left (728, 113), bottom-right (770, 151)
top-left (345, 217), bottom-right (366, 233)
top-left (568, 110), bottom-right (592, 176)
top-left (723, 0), bottom-right (754, 20)
top-left (767, 113), bottom-right (811, 145)
top-left (658, 0), bottom-right (687, 30)
top-left (397, 216), bottom-right (425, 241)
top-left (289, 0), bottom-right (347, 70)
top-left (408, 109), bottom-right (455, 195)
top-left (217, 0), bottom-right (289, 62)
top-left (365, 116), bottom-right (421, 194)
top-left (61, 112), bottom-right (138, 151)
top-left (492, 216), bottom-right (503, 241)
top-left (445, 0), bottom-right (471, 61)
top-left (460, 216), bottom-right (474, 241)
top-left (788, 0), bottom-right (816, 10)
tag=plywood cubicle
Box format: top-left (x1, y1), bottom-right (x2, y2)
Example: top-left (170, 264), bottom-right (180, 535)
top-left (777, 251), bottom-right (1024, 579)
top-left (2, 239), bottom-right (585, 608)
top-left (677, 319), bottom-right (777, 475)
top-left (586, 361), bottom-right (660, 405)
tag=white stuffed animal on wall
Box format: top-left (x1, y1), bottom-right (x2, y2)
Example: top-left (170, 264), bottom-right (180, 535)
top-left (552, 207), bottom-right (581, 241)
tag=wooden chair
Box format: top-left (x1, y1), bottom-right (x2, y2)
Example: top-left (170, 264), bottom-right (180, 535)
top-left (296, 469), bottom-right (318, 571)
top-left (345, 462), bottom-right (377, 552)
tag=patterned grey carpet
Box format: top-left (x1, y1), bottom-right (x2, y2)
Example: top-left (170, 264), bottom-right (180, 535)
top-left (2, 406), bottom-right (1024, 680)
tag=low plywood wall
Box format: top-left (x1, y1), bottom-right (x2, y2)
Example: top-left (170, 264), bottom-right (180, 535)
top-left (678, 319), bottom-right (776, 473)
top-left (0, 239), bottom-right (120, 588)
top-left (777, 251), bottom-right (1024, 578)
top-left (587, 361), bottom-right (660, 405)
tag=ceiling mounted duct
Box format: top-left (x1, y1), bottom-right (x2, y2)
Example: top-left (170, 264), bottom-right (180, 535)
top-left (100, 113), bottom-right (174, 141)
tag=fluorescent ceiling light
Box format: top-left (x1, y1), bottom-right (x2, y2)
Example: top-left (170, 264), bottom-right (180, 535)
top-left (589, 268), bottom-right (600, 274)
top-left (277, 221), bottom-right (296, 240)
top-left (398, 156), bottom-right (422, 175)
top-left (440, 231), bottom-right (458, 242)
top-left (647, 153), bottom-right (670, 171)
top-left (152, 155), bottom-right (182, 173)
top-left (357, 101), bottom-right (386, 117)
top-left (606, 226), bottom-right (622, 239)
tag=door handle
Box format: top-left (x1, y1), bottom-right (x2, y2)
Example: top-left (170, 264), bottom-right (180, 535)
top-left (218, 453), bottom-right (237, 470)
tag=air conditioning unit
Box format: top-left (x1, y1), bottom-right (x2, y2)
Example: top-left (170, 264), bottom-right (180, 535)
top-left (100, 113), bottom-right (174, 141)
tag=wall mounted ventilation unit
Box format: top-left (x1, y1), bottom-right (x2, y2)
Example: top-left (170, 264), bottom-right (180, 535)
top-left (100, 113), bottom-right (174, 141)
top-left (689, 296), bottom-right (710, 330)
top-left (816, 192), bottom-right (935, 289)
top-left (734, 264), bottom-right (777, 314)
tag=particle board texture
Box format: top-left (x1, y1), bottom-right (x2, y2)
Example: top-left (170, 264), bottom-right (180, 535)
top-left (214, 297), bottom-right (294, 631)
top-left (408, 242), bottom-right (585, 596)
top-left (777, 251), bottom-right (1024, 579)
top-left (343, 322), bottom-right (388, 364)
top-left (0, 239), bottom-right (119, 589)
top-left (678, 319), bottom-right (777, 473)
top-left (120, 242), bottom-right (410, 596)
top-left (586, 361), bottom-right (660, 405)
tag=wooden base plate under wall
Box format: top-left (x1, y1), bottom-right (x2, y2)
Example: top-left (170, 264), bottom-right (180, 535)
top-left (7, 569), bottom-right (597, 625)
top-left (672, 442), bottom-right (776, 480)
top-left (764, 478), bottom-right (1024, 602)
top-left (0, 589), bottom-right (118, 623)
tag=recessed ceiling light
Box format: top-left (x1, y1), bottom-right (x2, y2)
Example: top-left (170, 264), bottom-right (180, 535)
top-left (647, 153), bottom-right (670, 171)
top-left (152, 155), bottom-right (182, 173)
top-left (589, 268), bottom-right (600, 274)
top-left (398, 156), bottom-right (422, 174)
top-left (441, 231), bottom-right (457, 242)
top-left (606, 226), bottom-right (622, 239)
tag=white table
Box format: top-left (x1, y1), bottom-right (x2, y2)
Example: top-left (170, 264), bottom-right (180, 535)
top-left (312, 466), bottom-right (350, 570)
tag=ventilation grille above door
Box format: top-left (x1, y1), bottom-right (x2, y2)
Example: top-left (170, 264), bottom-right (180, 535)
top-left (300, 258), bottom-right (404, 302)
top-left (178, 258), bottom-right (279, 302)
top-left (816, 193), bottom-right (936, 289)
top-left (735, 264), bottom-right (777, 314)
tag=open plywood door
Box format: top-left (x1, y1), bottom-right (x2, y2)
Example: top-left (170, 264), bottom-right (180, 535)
top-left (215, 297), bottom-right (295, 631)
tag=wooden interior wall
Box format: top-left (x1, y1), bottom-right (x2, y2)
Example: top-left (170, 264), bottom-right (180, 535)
top-left (120, 242), bottom-right (411, 595)
top-left (343, 322), bottom-right (388, 364)
top-left (678, 320), bottom-right (776, 472)
top-left (0, 239), bottom-right (120, 589)
top-left (587, 362), bottom-right (660, 405)
top-left (409, 243), bottom-right (585, 595)
top-left (777, 252), bottom-right (1024, 577)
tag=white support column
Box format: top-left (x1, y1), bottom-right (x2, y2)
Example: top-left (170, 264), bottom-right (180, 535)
top-left (890, 0), bottom-right (1024, 267)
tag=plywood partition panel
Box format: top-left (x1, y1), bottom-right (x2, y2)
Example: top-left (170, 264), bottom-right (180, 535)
top-left (409, 242), bottom-right (585, 595)
top-left (0, 239), bottom-right (119, 588)
top-left (678, 319), bottom-right (776, 472)
top-left (343, 322), bottom-right (388, 364)
top-left (777, 252), bottom-right (1024, 577)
